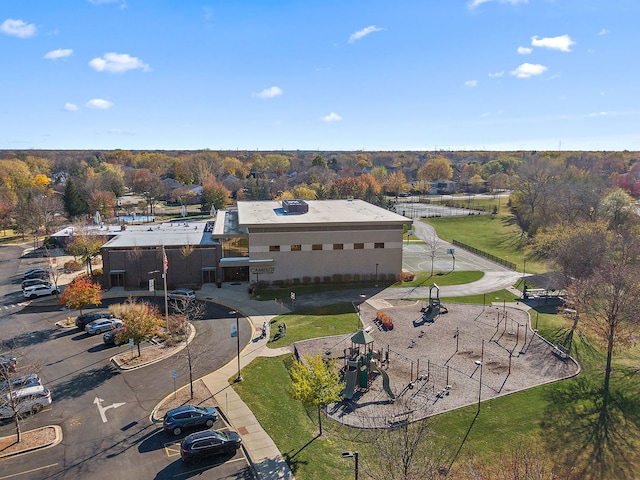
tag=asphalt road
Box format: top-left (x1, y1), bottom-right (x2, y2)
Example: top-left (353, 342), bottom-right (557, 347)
top-left (0, 247), bottom-right (254, 480)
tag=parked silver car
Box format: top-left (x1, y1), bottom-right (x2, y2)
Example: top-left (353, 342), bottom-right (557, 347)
top-left (85, 318), bottom-right (124, 335)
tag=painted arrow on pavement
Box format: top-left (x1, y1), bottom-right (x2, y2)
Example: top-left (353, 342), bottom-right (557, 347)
top-left (94, 397), bottom-right (126, 423)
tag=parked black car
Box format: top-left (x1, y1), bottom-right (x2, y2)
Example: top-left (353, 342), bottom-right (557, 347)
top-left (103, 326), bottom-right (126, 346)
top-left (23, 270), bottom-right (50, 281)
top-left (180, 429), bottom-right (242, 465)
top-left (21, 278), bottom-right (51, 289)
top-left (75, 312), bottom-right (114, 330)
top-left (163, 405), bottom-right (219, 436)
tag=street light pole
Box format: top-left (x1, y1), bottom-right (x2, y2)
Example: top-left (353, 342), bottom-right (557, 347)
top-left (475, 360), bottom-right (483, 413)
top-left (342, 451), bottom-right (359, 480)
top-left (230, 310), bottom-right (242, 382)
top-left (375, 263), bottom-right (379, 287)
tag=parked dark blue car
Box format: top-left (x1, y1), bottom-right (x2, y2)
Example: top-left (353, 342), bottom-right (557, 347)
top-left (163, 405), bottom-right (219, 436)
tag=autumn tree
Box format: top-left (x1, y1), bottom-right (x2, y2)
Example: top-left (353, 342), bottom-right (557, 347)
top-left (387, 170), bottom-right (409, 199)
top-left (417, 157), bottom-right (453, 191)
top-left (66, 227), bottom-right (107, 276)
top-left (58, 276), bottom-right (103, 316)
top-left (290, 354), bottom-right (344, 436)
top-left (598, 188), bottom-right (637, 230)
top-left (110, 299), bottom-right (160, 357)
top-left (200, 176), bottom-right (230, 212)
top-left (88, 190), bottom-right (116, 220)
top-left (533, 221), bottom-right (611, 287)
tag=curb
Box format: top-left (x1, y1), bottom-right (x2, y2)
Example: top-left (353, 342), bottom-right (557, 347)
top-left (0, 425), bottom-right (63, 459)
top-left (111, 323), bottom-right (196, 371)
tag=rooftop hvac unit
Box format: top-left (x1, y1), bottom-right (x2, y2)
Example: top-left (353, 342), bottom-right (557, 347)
top-left (282, 199), bottom-right (309, 214)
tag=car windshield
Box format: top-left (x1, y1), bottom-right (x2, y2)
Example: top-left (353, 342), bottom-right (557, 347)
top-left (192, 406), bottom-right (207, 414)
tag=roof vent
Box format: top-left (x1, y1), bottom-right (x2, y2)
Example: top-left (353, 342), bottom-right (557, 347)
top-left (282, 199), bottom-right (309, 214)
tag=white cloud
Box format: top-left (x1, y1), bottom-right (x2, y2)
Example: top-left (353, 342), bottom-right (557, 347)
top-left (64, 103), bottom-right (79, 111)
top-left (517, 46), bottom-right (532, 55)
top-left (44, 49), bottom-right (73, 60)
top-left (598, 29), bottom-right (609, 36)
top-left (469, 0), bottom-right (527, 9)
top-left (488, 71), bottom-right (504, 78)
top-left (89, 52), bottom-right (150, 73)
top-left (85, 99), bottom-right (113, 109)
top-left (0, 19), bottom-right (36, 38)
top-left (465, 80), bottom-right (478, 87)
top-left (531, 34), bottom-right (575, 52)
top-left (510, 63), bottom-right (547, 78)
top-left (254, 86), bottom-right (283, 99)
top-left (321, 112), bottom-right (342, 123)
top-left (348, 26), bottom-right (383, 44)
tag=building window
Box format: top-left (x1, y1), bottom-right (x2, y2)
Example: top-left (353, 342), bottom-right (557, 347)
top-left (312, 244), bottom-right (323, 251)
top-left (269, 245), bottom-right (280, 252)
top-left (354, 243), bottom-right (364, 250)
top-left (333, 243), bottom-right (344, 250)
top-left (374, 242), bottom-right (384, 249)
top-left (291, 244), bottom-right (302, 251)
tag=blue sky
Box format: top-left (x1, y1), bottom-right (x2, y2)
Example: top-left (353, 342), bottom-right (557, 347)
top-left (1, 0), bottom-right (638, 151)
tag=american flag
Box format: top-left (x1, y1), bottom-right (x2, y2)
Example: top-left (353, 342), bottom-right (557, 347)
top-left (163, 248), bottom-right (169, 273)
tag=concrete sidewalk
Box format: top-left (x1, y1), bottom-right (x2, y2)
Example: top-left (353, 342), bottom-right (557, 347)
top-left (195, 283), bottom-right (296, 480)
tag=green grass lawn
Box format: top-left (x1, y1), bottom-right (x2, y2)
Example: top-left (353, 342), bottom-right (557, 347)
top-left (266, 303), bottom-right (359, 348)
top-left (234, 301), bottom-right (640, 479)
top-left (392, 270), bottom-right (484, 288)
top-left (424, 214), bottom-right (547, 274)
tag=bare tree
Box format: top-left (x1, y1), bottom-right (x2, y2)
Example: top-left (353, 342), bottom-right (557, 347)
top-left (170, 298), bottom-right (206, 399)
top-left (0, 347), bottom-right (46, 443)
top-left (426, 233), bottom-right (442, 277)
top-left (354, 401), bottom-right (450, 480)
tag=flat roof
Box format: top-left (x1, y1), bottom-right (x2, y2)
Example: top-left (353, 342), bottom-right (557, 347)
top-left (237, 199), bottom-right (410, 228)
top-left (100, 221), bottom-right (218, 248)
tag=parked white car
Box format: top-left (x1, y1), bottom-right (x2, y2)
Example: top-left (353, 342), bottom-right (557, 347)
top-left (0, 385), bottom-right (52, 418)
top-left (167, 289), bottom-right (196, 301)
top-left (23, 284), bottom-right (59, 299)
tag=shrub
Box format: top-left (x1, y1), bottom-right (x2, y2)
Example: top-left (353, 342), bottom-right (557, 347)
top-left (400, 271), bottom-right (415, 282)
top-left (313, 276), bottom-right (322, 284)
top-left (332, 273), bottom-right (343, 283)
top-left (376, 310), bottom-right (394, 330)
top-left (292, 278), bottom-right (301, 285)
top-left (343, 273), bottom-right (352, 283)
top-left (64, 259), bottom-right (84, 272)
top-left (302, 276), bottom-right (312, 284)
top-left (353, 274), bottom-right (361, 282)
top-left (323, 276), bottom-right (331, 284)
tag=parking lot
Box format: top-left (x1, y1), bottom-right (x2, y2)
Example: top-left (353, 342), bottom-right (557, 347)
top-left (0, 246), bottom-right (253, 480)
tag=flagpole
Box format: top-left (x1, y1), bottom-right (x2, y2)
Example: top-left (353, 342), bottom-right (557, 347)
top-left (162, 245), bottom-right (169, 332)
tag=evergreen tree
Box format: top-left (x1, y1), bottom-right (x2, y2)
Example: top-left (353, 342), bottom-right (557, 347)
top-left (63, 179), bottom-right (88, 218)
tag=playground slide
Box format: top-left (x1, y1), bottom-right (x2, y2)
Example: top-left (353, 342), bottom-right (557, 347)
top-left (423, 304), bottom-right (440, 322)
top-left (343, 368), bottom-right (358, 400)
top-left (371, 362), bottom-right (396, 401)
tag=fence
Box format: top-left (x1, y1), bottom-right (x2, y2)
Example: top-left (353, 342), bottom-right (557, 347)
top-left (452, 239), bottom-right (516, 270)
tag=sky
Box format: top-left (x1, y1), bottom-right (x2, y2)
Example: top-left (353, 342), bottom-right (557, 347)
top-left (1, 0), bottom-right (638, 152)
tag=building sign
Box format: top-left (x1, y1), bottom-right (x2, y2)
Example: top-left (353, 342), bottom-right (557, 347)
top-left (250, 267), bottom-right (275, 274)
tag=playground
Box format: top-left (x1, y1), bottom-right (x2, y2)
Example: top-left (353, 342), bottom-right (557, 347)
top-left (293, 287), bottom-right (579, 429)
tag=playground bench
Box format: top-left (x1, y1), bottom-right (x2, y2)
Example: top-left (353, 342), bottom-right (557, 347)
top-left (552, 344), bottom-right (569, 360)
